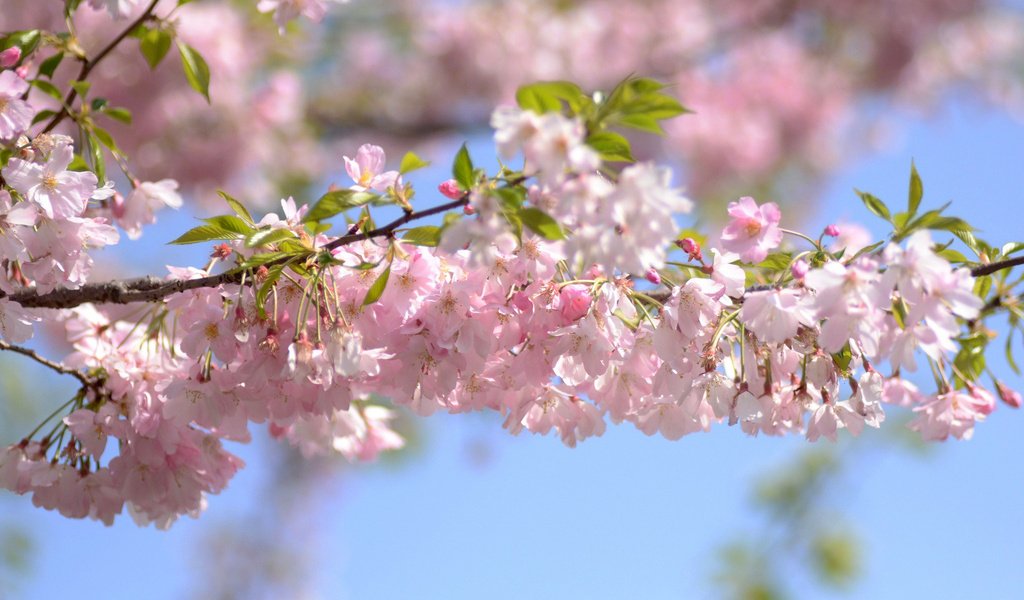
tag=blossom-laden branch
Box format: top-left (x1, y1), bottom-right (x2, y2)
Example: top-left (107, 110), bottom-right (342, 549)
top-left (2, 1), bottom-right (1024, 530)
top-left (0, 196), bottom-right (470, 309)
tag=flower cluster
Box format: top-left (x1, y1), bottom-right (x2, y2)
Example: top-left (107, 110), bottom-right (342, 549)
top-left (0, 0), bottom-right (1021, 529)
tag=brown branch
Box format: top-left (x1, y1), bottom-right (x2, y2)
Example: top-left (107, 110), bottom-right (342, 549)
top-left (0, 340), bottom-right (92, 387)
top-left (970, 256), bottom-right (1024, 277)
top-left (2, 196), bottom-right (470, 310)
top-left (40, 0), bottom-right (161, 135)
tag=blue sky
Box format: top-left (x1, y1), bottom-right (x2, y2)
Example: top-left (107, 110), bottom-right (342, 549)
top-left (4, 98), bottom-right (1024, 599)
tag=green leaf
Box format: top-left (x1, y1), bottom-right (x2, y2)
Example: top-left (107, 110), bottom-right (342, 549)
top-left (139, 28), bottom-right (173, 69)
top-left (908, 160), bottom-right (923, 215)
top-left (245, 228), bottom-right (298, 248)
top-left (585, 131), bottom-right (634, 162)
top-left (515, 80), bottom-right (588, 114)
top-left (30, 79), bottom-right (64, 101)
top-left (518, 207), bottom-right (564, 240)
top-left (91, 126), bottom-right (117, 151)
top-left (400, 225), bottom-right (442, 247)
top-left (362, 264), bottom-right (391, 306)
top-left (757, 252), bottom-right (793, 271)
top-left (202, 215), bottom-right (255, 236)
top-left (452, 143), bottom-right (474, 190)
top-left (38, 52), bottom-right (64, 78)
top-left (86, 134), bottom-right (105, 182)
top-left (255, 264), bottom-right (285, 319)
top-left (100, 106), bottom-right (132, 125)
top-left (0, 30), bottom-right (41, 57)
top-left (241, 251), bottom-right (292, 268)
top-left (169, 225), bottom-right (242, 245)
top-left (30, 110), bottom-right (57, 126)
top-left (615, 113), bottom-right (664, 135)
top-left (399, 151), bottom-right (430, 174)
top-left (218, 190), bottom-right (254, 224)
top-left (303, 190), bottom-right (376, 223)
top-left (855, 189), bottom-right (892, 223)
top-left (1001, 242), bottom-right (1024, 257)
top-left (177, 42), bottom-right (210, 102)
top-left (70, 80), bottom-right (91, 98)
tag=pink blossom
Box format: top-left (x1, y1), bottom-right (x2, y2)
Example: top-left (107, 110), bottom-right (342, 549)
top-left (720, 196), bottom-right (783, 263)
top-left (3, 143), bottom-right (97, 220)
top-left (344, 144), bottom-right (400, 192)
top-left (740, 288), bottom-right (815, 344)
top-left (0, 70), bottom-right (32, 139)
top-left (114, 180), bottom-right (184, 239)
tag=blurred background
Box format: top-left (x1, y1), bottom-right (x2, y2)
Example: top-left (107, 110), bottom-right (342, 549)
top-left (2, 0), bottom-right (1024, 598)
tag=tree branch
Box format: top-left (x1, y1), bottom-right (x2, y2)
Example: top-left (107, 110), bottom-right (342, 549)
top-left (2, 196), bottom-right (469, 310)
top-left (0, 340), bottom-right (92, 388)
top-left (40, 0), bottom-right (161, 135)
top-left (970, 255), bottom-right (1024, 277)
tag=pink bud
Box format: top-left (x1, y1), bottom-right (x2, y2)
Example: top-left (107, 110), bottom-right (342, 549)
top-left (645, 268), bottom-right (661, 285)
top-left (791, 259), bottom-right (809, 279)
top-left (824, 224), bottom-right (840, 237)
top-left (559, 284), bottom-right (592, 323)
top-left (15, 65), bottom-right (28, 79)
top-left (463, 204), bottom-right (475, 215)
top-left (0, 47), bottom-right (21, 68)
top-left (438, 179), bottom-right (462, 200)
top-left (996, 381), bottom-right (1022, 409)
top-left (676, 237), bottom-right (702, 261)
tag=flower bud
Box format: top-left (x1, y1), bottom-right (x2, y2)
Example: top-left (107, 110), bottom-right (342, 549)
top-left (645, 268), bottom-right (661, 285)
top-left (996, 381), bottom-right (1022, 408)
top-left (791, 259), bottom-right (809, 279)
top-left (676, 237), bottom-right (702, 261)
top-left (824, 224), bottom-right (840, 237)
top-left (463, 204), bottom-right (476, 215)
top-left (559, 284), bottom-right (592, 323)
top-left (15, 65), bottom-right (28, 79)
top-left (0, 47), bottom-right (21, 68)
top-left (438, 179), bottom-right (463, 200)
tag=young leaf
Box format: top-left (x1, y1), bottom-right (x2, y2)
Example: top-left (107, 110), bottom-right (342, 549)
top-left (908, 160), bottom-right (923, 215)
top-left (203, 215), bottom-right (255, 236)
top-left (515, 81), bottom-right (587, 114)
top-left (177, 42), bottom-right (210, 102)
top-left (255, 264), bottom-right (285, 319)
top-left (400, 225), bottom-right (442, 247)
top-left (452, 144), bottom-right (474, 190)
top-left (245, 228), bottom-right (298, 248)
top-left (586, 131), bottom-right (634, 163)
top-left (38, 52), bottom-right (64, 78)
top-left (855, 189), bottom-right (892, 223)
top-left (100, 107), bottom-right (132, 125)
top-left (169, 224), bottom-right (241, 245)
top-left (140, 28), bottom-right (172, 70)
top-left (362, 264), bottom-right (391, 306)
top-left (518, 207), bottom-right (565, 240)
top-left (399, 151), bottom-right (430, 174)
top-left (303, 190), bottom-right (376, 223)
top-left (218, 190), bottom-right (254, 224)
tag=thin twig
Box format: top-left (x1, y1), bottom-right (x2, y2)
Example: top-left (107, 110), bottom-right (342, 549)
top-left (0, 340), bottom-right (92, 387)
top-left (40, 0), bottom-right (162, 134)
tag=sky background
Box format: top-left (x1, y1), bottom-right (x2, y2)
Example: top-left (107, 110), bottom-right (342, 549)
top-left (2, 94), bottom-right (1024, 598)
